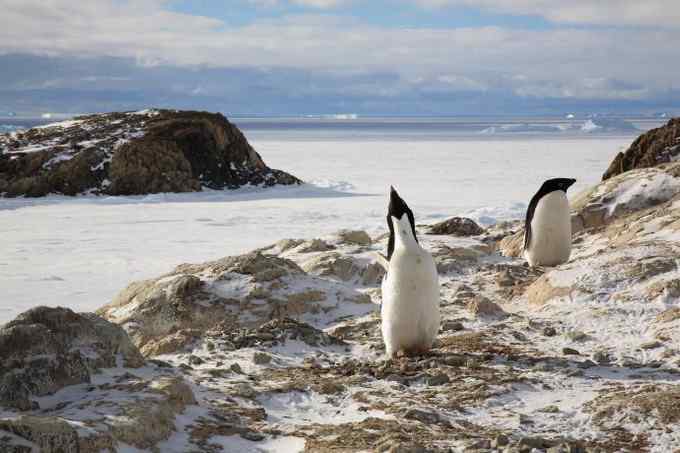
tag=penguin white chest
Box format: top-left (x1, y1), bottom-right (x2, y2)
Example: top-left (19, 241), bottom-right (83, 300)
top-left (525, 190), bottom-right (571, 267)
top-left (381, 249), bottom-right (440, 357)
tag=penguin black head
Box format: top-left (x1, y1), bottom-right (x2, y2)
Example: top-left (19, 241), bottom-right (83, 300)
top-left (540, 178), bottom-right (576, 194)
top-left (386, 186), bottom-right (418, 260)
top-left (523, 177), bottom-right (576, 251)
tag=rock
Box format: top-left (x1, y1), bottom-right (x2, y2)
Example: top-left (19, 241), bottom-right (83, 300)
top-left (565, 330), bottom-right (589, 342)
top-left (603, 118), bottom-right (680, 180)
top-left (0, 416), bottom-right (80, 453)
top-left (424, 372), bottom-right (450, 386)
top-left (295, 239), bottom-right (336, 253)
top-left (253, 352), bottom-right (272, 365)
top-left (562, 347), bottom-right (580, 355)
top-left (571, 164), bottom-right (680, 230)
top-left (518, 436), bottom-right (552, 450)
top-left (427, 217), bottom-right (484, 236)
top-left (337, 229), bottom-right (372, 246)
top-left (543, 326), bottom-right (557, 337)
top-left (525, 274), bottom-right (572, 306)
top-left (0, 110), bottom-right (300, 197)
top-left (656, 307), bottom-right (680, 323)
top-left (301, 252), bottom-right (362, 281)
top-left (214, 318), bottom-right (346, 349)
top-left (0, 306), bottom-right (143, 410)
top-left (402, 408), bottom-right (446, 426)
top-left (499, 229), bottom-right (525, 258)
top-left (466, 296), bottom-right (507, 319)
top-left (592, 351), bottom-right (611, 365)
top-left (641, 340), bottom-right (663, 350)
top-left (441, 320), bottom-right (465, 332)
top-left (98, 252), bottom-right (358, 356)
top-left (492, 434), bottom-right (510, 448)
top-left (108, 376), bottom-right (196, 449)
top-left (539, 405), bottom-right (560, 413)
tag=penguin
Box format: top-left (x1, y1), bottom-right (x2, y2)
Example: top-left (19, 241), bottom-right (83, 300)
top-left (376, 187), bottom-right (440, 358)
top-left (523, 178), bottom-right (576, 267)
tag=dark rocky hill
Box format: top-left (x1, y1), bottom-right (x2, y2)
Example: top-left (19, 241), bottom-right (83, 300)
top-left (0, 109), bottom-right (301, 197)
top-left (603, 117), bottom-right (680, 180)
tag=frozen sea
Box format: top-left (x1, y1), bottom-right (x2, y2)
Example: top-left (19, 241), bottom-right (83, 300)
top-left (0, 116), bottom-right (663, 323)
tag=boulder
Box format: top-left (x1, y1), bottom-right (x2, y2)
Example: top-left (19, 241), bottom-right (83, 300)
top-left (0, 110), bottom-right (300, 197)
top-left (100, 250), bottom-right (372, 356)
top-left (337, 230), bottom-right (372, 246)
top-left (603, 118), bottom-right (680, 180)
top-left (427, 217), bottom-right (484, 236)
top-left (0, 306), bottom-right (144, 410)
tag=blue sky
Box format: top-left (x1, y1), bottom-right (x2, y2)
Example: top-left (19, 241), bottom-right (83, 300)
top-left (167, 0), bottom-right (553, 30)
top-left (0, 0), bottom-right (678, 116)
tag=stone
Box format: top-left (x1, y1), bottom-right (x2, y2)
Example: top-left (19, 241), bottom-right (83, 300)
top-left (466, 296), bottom-right (507, 319)
top-left (641, 340), bottom-right (663, 350)
top-left (337, 229), bottom-right (372, 246)
top-left (562, 347), bottom-right (580, 355)
top-left (295, 239), bottom-right (336, 253)
top-left (492, 434), bottom-right (510, 448)
top-left (565, 330), bottom-right (589, 342)
top-left (0, 306), bottom-right (143, 410)
top-left (253, 352), bottom-right (272, 365)
top-left (424, 373), bottom-right (450, 386)
top-left (539, 405), bottom-right (560, 413)
top-left (441, 320), bottom-right (465, 332)
top-left (427, 217), bottom-right (484, 236)
top-left (301, 252), bottom-right (361, 281)
top-left (543, 326), bottom-right (557, 337)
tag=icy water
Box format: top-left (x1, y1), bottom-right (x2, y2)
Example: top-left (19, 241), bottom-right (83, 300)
top-left (0, 117), bottom-right (660, 323)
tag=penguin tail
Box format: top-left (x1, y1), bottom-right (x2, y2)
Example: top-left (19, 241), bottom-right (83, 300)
top-left (374, 252), bottom-right (390, 271)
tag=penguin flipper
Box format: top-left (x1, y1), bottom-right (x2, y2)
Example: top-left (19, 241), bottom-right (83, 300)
top-left (374, 252), bottom-right (390, 271)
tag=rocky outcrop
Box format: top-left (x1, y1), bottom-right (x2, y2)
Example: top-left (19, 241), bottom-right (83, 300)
top-left (603, 117), bottom-right (680, 180)
top-left (0, 306), bottom-right (144, 410)
top-left (98, 250), bottom-right (374, 356)
top-left (0, 109), bottom-right (301, 197)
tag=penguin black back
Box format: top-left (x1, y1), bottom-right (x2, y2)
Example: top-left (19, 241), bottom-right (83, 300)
top-left (523, 178), bottom-right (576, 250)
top-left (387, 186), bottom-right (418, 260)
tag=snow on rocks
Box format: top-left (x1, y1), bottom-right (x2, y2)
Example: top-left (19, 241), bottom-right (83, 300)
top-left (7, 154), bottom-right (680, 450)
top-left (0, 109), bottom-right (300, 197)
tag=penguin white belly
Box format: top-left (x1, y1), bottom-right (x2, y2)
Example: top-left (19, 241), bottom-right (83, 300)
top-left (525, 191), bottom-right (571, 267)
top-left (381, 249), bottom-right (440, 357)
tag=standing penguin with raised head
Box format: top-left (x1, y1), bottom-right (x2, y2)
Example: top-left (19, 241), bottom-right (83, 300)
top-left (523, 178), bottom-right (576, 267)
top-left (376, 187), bottom-right (440, 358)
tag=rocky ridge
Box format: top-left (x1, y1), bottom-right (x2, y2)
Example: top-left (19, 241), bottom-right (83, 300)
top-left (4, 126), bottom-right (680, 451)
top-left (0, 109), bottom-right (300, 197)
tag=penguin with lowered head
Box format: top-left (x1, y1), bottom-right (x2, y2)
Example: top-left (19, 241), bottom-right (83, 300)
top-left (375, 187), bottom-right (440, 358)
top-left (523, 178), bottom-right (576, 267)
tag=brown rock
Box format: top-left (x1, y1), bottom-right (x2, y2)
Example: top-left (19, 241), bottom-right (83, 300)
top-left (603, 118), bottom-right (680, 180)
top-left (466, 296), bottom-right (507, 318)
top-left (0, 110), bottom-right (300, 197)
top-left (427, 217), bottom-right (484, 236)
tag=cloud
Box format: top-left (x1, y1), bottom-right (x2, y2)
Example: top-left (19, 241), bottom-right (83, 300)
top-left (410, 0), bottom-right (680, 27)
top-left (0, 0), bottom-right (678, 107)
top-left (249, 0), bottom-right (353, 8)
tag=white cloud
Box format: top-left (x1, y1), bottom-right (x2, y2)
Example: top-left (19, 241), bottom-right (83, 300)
top-left (410, 0), bottom-right (680, 27)
top-left (249, 0), bottom-right (353, 8)
top-left (0, 0), bottom-right (677, 100)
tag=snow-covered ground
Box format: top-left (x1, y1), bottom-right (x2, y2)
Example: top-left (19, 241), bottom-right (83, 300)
top-left (0, 136), bottom-right (631, 324)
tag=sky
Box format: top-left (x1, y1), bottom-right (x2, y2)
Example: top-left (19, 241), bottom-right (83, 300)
top-left (0, 0), bottom-right (678, 116)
